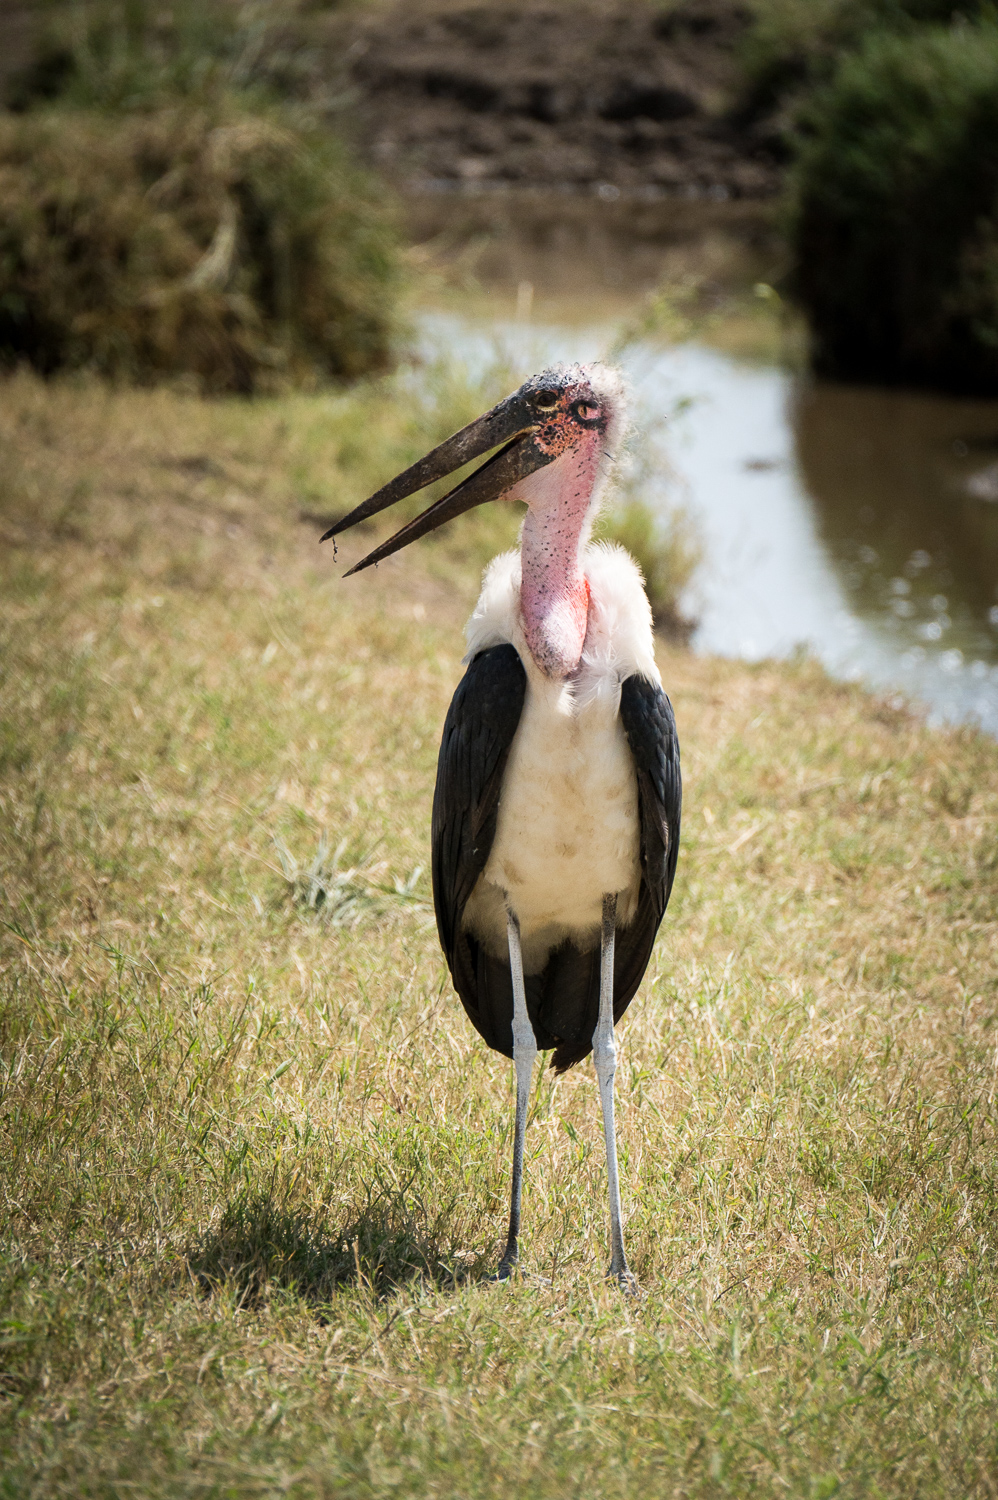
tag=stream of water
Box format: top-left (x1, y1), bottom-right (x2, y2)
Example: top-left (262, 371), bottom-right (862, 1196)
top-left (420, 308), bottom-right (998, 736)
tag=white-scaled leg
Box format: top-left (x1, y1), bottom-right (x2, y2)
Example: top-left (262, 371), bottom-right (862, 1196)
top-left (497, 905), bottom-right (538, 1278)
top-left (593, 892), bottom-right (637, 1292)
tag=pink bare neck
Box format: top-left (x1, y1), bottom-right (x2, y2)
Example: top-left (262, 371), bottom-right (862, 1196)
top-left (516, 434), bottom-right (603, 678)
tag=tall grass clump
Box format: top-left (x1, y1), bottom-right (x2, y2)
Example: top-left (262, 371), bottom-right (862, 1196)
top-left (0, 103), bottom-right (399, 391)
top-left (0, 1), bottom-right (400, 391)
top-left (788, 22), bottom-right (998, 393)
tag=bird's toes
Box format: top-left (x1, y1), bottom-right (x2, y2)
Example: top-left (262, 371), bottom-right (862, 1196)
top-left (611, 1266), bottom-right (641, 1298)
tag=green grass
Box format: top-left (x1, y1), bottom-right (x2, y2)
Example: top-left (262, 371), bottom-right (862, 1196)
top-left (2, 360), bottom-right (998, 1495)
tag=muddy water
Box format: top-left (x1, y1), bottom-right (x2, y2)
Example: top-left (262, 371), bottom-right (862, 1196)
top-left (413, 196), bottom-right (998, 733)
top-left (631, 342), bottom-right (998, 732)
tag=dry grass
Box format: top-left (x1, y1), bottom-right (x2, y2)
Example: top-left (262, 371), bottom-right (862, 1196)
top-left (2, 362), bottom-right (998, 1496)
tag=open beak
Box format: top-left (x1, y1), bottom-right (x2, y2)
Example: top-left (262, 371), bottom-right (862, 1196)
top-left (321, 387), bottom-right (553, 576)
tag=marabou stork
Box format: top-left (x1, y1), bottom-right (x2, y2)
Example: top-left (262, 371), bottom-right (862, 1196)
top-left (322, 364), bottom-right (681, 1290)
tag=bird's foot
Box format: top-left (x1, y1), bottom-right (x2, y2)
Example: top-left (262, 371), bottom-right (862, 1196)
top-left (609, 1264), bottom-right (640, 1298)
top-left (486, 1263), bottom-right (554, 1288)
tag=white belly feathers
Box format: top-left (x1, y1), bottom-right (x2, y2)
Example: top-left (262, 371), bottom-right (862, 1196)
top-left (460, 542), bottom-right (661, 975)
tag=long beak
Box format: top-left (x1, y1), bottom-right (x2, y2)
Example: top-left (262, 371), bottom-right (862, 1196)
top-left (320, 391), bottom-right (552, 576)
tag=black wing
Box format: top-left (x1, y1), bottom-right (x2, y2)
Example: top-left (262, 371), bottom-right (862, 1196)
top-left (611, 673), bottom-right (681, 1012)
top-left (619, 674), bottom-right (682, 923)
top-left (431, 645), bottom-right (527, 1055)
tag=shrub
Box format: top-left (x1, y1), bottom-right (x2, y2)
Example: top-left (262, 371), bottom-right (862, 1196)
top-left (788, 23), bottom-right (998, 393)
top-left (739, 0), bottom-right (992, 114)
top-left (0, 103), bottom-right (400, 392)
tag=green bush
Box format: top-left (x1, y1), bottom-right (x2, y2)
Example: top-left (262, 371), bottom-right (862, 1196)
top-left (739, 0), bottom-right (993, 114)
top-left (0, 104), bottom-right (400, 391)
top-left (788, 23), bottom-right (998, 393)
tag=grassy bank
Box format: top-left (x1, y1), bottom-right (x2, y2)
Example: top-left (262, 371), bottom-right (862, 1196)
top-left (2, 367), bottom-right (998, 1495)
top-left (0, 0), bottom-right (403, 391)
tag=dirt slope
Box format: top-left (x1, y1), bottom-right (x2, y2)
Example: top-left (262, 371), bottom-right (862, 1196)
top-left (347, 0), bottom-right (780, 198)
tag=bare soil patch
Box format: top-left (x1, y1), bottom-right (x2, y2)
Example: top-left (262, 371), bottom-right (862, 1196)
top-left (347, 0), bottom-right (780, 198)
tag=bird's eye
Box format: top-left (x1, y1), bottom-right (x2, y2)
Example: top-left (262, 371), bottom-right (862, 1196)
top-left (533, 388), bottom-right (559, 411)
top-left (573, 401), bottom-right (601, 423)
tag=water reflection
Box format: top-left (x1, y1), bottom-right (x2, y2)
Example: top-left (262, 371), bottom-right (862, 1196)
top-left (794, 381), bottom-right (998, 672)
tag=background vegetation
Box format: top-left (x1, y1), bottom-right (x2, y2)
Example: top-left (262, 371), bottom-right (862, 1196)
top-left (0, 103), bottom-right (399, 391)
top-left (0, 0), bottom-right (400, 391)
top-left (737, 0), bottom-right (998, 392)
top-left (739, 0), bottom-right (997, 114)
top-left (787, 21), bottom-right (998, 391)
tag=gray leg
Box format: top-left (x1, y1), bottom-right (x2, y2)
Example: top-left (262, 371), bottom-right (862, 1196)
top-left (497, 905), bottom-right (537, 1278)
top-left (593, 892), bottom-right (637, 1293)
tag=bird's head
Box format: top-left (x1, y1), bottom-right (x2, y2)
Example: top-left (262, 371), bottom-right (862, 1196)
top-left (322, 363), bottom-right (625, 575)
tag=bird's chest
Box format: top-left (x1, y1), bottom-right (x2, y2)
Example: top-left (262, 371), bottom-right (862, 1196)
top-left (482, 680), bottom-right (640, 941)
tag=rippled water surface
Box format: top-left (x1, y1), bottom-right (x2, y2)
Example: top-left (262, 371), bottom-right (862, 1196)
top-left (421, 309), bottom-right (998, 735)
